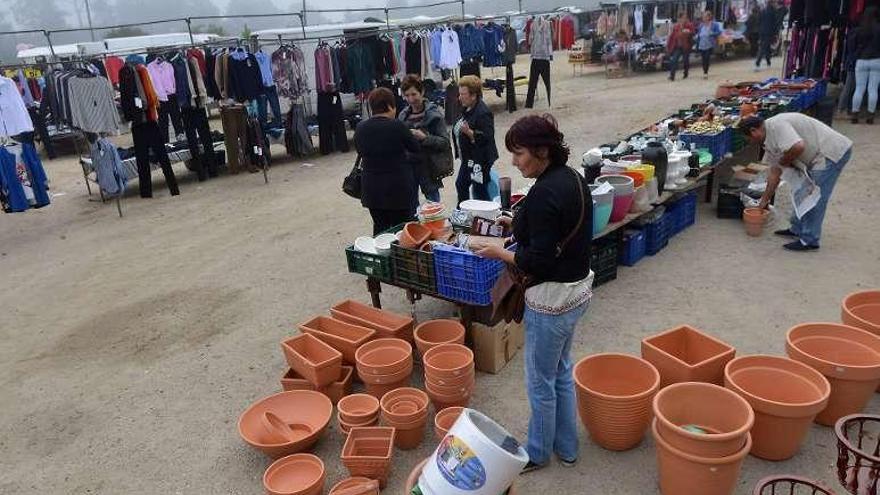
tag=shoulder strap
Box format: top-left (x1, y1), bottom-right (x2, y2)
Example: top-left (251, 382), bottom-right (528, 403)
top-left (556, 167), bottom-right (587, 258)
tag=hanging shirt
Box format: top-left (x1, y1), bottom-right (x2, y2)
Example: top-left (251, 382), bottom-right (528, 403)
top-left (89, 137), bottom-right (126, 196)
top-left (439, 29), bottom-right (463, 69)
top-left (0, 76), bottom-right (34, 137)
top-left (146, 59), bottom-right (176, 101)
top-left (68, 76), bottom-right (120, 134)
top-left (530, 18), bottom-right (553, 60)
top-left (482, 24), bottom-right (505, 67)
top-left (430, 30), bottom-right (443, 70)
top-left (254, 51), bottom-right (275, 88)
top-left (104, 56), bottom-right (125, 86)
top-left (272, 45), bottom-right (308, 99)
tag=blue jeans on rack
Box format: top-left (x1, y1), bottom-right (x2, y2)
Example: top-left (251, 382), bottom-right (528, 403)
top-left (257, 85), bottom-right (283, 127)
top-left (790, 148), bottom-right (851, 247)
top-left (524, 301), bottom-right (589, 465)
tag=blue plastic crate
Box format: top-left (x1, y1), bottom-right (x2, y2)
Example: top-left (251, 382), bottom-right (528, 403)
top-left (668, 191), bottom-right (698, 235)
top-left (620, 229), bottom-right (646, 266)
top-left (679, 127), bottom-right (731, 165)
top-left (432, 243), bottom-right (507, 306)
top-left (643, 212), bottom-right (671, 255)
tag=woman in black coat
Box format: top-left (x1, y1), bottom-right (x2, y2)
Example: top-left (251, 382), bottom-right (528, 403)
top-left (354, 87), bottom-right (421, 235)
top-left (453, 75), bottom-right (499, 205)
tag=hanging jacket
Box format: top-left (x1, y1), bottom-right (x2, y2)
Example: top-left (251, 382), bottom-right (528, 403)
top-left (0, 142), bottom-right (50, 212)
top-left (118, 65), bottom-right (146, 124)
top-left (89, 138), bottom-right (126, 196)
top-left (227, 51), bottom-right (265, 101)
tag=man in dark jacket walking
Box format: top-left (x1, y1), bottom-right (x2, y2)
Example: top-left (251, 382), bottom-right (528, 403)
top-left (755, 0), bottom-right (783, 70)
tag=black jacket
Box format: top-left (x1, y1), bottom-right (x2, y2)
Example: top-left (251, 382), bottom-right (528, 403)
top-left (228, 53), bottom-right (265, 102)
top-left (118, 64), bottom-right (146, 125)
top-left (854, 25), bottom-right (880, 61)
top-left (399, 102), bottom-right (451, 182)
top-left (355, 116), bottom-right (421, 210)
top-left (513, 164), bottom-right (593, 284)
top-left (454, 99), bottom-right (499, 167)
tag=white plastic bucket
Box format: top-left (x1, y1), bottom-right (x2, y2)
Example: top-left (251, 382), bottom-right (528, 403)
top-left (418, 409), bottom-right (528, 495)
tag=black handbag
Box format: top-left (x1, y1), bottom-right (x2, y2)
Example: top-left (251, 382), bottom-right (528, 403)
top-left (342, 155), bottom-right (362, 199)
top-left (427, 146), bottom-right (454, 181)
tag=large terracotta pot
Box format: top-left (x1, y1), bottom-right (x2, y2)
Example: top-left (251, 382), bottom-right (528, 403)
top-left (263, 453), bottom-right (325, 495)
top-left (724, 355), bottom-right (830, 460)
top-left (653, 382), bottom-right (754, 458)
top-left (786, 323), bottom-right (880, 426)
top-left (652, 420), bottom-right (752, 495)
top-left (341, 427), bottom-right (396, 489)
top-left (573, 353), bottom-right (661, 451)
top-left (642, 325), bottom-right (736, 387)
top-left (281, 333), bottom-right (344, 388)
top-left (380, 387), bottom-right (429, 424)
top-left (299, 316), bottom-right (376, 365)
top-left (238, 390), bottom-right (333, 459)
top-left (413, 319), bottom-right (466, 357)
top-left (365, 378), bottom-right (412, 399)
top-left (842, 290), bottom-right (880, 335)
top-left (331, 299), bottom-right (414, 342)
top-left (404, 459), bottom-right (520, 494)
top-left (356, 338), bottom-right (413, 376)
top-left (423, 343), bottom-right (474, 380)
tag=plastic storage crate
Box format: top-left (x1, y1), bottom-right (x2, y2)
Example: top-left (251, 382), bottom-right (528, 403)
top-left (667, 191), bottom-right (697, 236)
top-left (390, 241), bottom-right (436, 293)
top-left (643, 210), bottom-right (672, 255)
top-left (591, 236), bottom-right (619, 288)
top-left (620, 229), bottom-right (646, 267)
top-left (679, 127), bottom-right (731, 165)
top-left (432, 243), bottom-right (506, 306)
top-left (346, 247), bottom-right (393, 281)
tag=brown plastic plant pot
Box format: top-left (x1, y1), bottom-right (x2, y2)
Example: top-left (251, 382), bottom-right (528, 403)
top-left (280, 366), bottom-right (354, 406)
top-left (356, 338), bottom-right (413, 376)
top-left (434, 406), bottom-right (464, 440)
top-left (653, 382), bottom-right (754, 458)
top-left (834, 414), bottom-right (880, 495)
top-left (841, 290), bottom-right (880, 336)
top-left (405, 458), bottom-right (520, 495)
top-left (642, 325), bottom-right (736, 388)
top-left (380, 387), bottom-right (429, 424)
top-left (341, 427), bottom-right (396, 489)
top-left (400, 222), bottom-right (432, 249)
top-left (299, 316), bottom-right (377, 365)
top-left (328, 477), bottom-right (381, 495)
top-left (330, 299), bottom-right (414, 342)
top-left (281, 333), bottom-right (344, 388)
top-left (423, 343), bottom-right (474, 380)
top-left (752, 475), bottom-right (837, 495)
top-left (338, 394), bottom-right (381, 424)
top-left (724, 355), bottom-right (831, 461)
top-left (238, 390), bottom-right (333, 459)
top-left (652, 419), bottom-right (752, 495)
top-left (263, 453), bottom-right (325, 495)
top-left (573, 353), bottom-right (661, 451)
top-left (785, 323), bottom-right (880, 426)
top-left (413, 320), bottom-right (466, 357)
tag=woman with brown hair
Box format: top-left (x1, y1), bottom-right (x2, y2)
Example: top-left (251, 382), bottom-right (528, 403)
top-left (399, 75), bottom-right (451, 203)
top-left (453, 75), bottom-right (498, 205)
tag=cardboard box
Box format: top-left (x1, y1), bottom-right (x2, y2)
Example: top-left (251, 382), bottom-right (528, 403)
top-left (471, 320), bottom-right (524, 374)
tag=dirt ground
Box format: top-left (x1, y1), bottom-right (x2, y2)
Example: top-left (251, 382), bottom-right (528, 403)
top-left (1, 54), bottom-right (878, 495)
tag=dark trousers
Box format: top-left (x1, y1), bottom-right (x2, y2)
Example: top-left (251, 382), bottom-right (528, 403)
top-left (158, 98), bottom-right (184, 143)
top-left (748, 34), bottom-right (759, 57)
top-left (132, 121), bottom-right (179, 198)
top-left (317, 92), bottom-right (350, 155)
top-left (700, 49), bottom-right (713, 75)
top-left (756, 37), bottom-right (773, 67)
top-left (668, 49), bottom-right (691, 79)
top-left (369, 208), bottom-right (415, 236)
top-left (181, 106), bottom-right (218, 181)
top-left (506, 64), bottom-right (517, 112)
top-left (257, 85), bottom-right (283, 127)
top-left (455, 160), bottom-right (492, 206)
top-left (525, 59), bottom-right (551, 108)
top-left (28, 106), bottom-right (55, 159)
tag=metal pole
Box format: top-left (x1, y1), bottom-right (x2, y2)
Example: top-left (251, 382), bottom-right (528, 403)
top-left (385, 8), bottom-right (390, 29)
top-left (84, 0), bottom-right (96, 41)
top-left (185, 18), bottom-right (195, 46)
top-left (518, 0), bottom-right (522, 14)
top-left (302, 0), bottom-right (307, 26)
top-left (460, 0), bottom-right (465, 18)
top-left (299, 14), bottom-right (307, 39)
top-left (43, 30), bottom-right (57, 61)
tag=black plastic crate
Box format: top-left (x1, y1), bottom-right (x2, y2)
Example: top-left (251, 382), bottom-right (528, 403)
top-left (390, 240), bottom-right (437, 293)
top-left (591, 236), bottom-right (619, 288)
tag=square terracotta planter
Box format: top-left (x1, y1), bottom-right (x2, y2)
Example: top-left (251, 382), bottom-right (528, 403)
top-left (280, 365), bottom-right (353, 405)
top-left (281, 333), bottom-right (343, 388)
top-left (299, 316), bottom-right (376, 364)
top-left (641, 325), bottom-right (736, 387)
top-left (331, 299), bottom-right (414, 342)
top-left (341, 426), bottom-right (396, 488)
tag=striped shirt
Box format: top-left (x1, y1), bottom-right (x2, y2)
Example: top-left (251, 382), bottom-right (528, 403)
top-left (68, 76), bottom-right (120, 134)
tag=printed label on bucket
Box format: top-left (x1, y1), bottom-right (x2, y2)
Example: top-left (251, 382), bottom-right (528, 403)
top-left (435, 435), bottom-right (486, 491)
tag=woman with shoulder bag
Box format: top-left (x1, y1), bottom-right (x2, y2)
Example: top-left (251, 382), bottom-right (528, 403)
top-left (399, 75), bottom-right (453, 203)
top-left (454, 75), bottom-right (499, 206)
top-left (476, 114), bottom-right (593, 473)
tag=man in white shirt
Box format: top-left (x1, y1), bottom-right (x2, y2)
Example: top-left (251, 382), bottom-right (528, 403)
top-left (738, 113), bottom-right (853, 251)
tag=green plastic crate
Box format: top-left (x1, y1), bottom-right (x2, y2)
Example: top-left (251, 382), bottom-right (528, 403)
top-left (345, 246), bottom-right (392, 281)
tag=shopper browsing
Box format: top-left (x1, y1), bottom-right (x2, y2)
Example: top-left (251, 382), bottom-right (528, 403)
top-left (695, 11), bottom-right (722, 79)
top-left (398, 75), bottom-right (452, 203)
top-left (755, 0), bottom-right (784, 71)
top-left (850, 6), bottom-right (880, 124)
top-left (453, 75), bottom-right (499, 206)
top-left (476, 114), bottom-right (593, 473)
top-left (738, 114), bottom-right (853, 251)
top-left (667, 13), bottom-right (695, 81)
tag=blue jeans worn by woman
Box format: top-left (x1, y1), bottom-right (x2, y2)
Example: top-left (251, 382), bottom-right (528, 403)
top-left (523, 301), bottom-right (588, 465)
top-left (668, 48), bottom-right (690, 80)
top-left (790, 148), bottom-right (852, 247)
top-left (851, 58), bottom-right (880, 114)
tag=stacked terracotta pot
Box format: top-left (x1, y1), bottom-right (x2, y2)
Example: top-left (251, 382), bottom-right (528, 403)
top-left (281, 333), bottom-right (343, 389)
top-left (434, 406), bottom-right (464, 441)
top-left (573, 353), bottom-right (660, 451)
top-left (422, 343), bottom-right (475, 410)
top-left (331, 299), bottom-right (415, 342)
top-left (379, 387), bottom-right (430, 449)
top-left (337, 394), bottom-right (381, 434)
top-left (652, 382), bottom-right (754, 495)
top-left (413, 319), bottom-right (466, 358)
top-left (355, 338), bottom-right (414, 398)
top-left (340, 426), bottom-right (396, 488)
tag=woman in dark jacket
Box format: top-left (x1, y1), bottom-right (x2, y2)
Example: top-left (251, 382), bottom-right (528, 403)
top-left (851, 7), bottom-right (880, 124)
top-left (398, 75), bottom-right (451, 203)
top-left (476, 114), bottom-right (593, 473)
top-left (354, 87), bottom-right (420, 235)
top-left (454, 75), bottom-right (499, 205)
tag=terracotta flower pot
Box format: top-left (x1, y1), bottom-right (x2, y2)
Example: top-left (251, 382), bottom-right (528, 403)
top-left (365, 379), bottom-right (412, 399)
top-left (239, 390), bottom-right (333, 458)
top-left (405, 458), bottom-right (519, 495)
top-left (380, 387), bottom-right (429, 424)
top-left (338, 394), bottom-right (381, 424)
top-left (425, 379), bottom-right (474, 397)
top-left (413, 319), bottom-right (466, 357)
top-left (642, 325), bottom-right (736, 387)
top-left (263, 453), bottom-right (325, 495)
top-left (341, 427), bottom-right (396, 489)
top-left (382, 417), bottom-right (427, 450)
top-left (434, 406), bottom-right (464, 440)
top-left (724, 355), bottom-right (830, 460)
top-left (331, 300), bottom-right (414, 342)
top-left (786, 323), bottom-right (880, 426)
top-left (425, 369), bottom-right (475, 388)
top-left (338, 412), bottom-right (379, 434)
top-left (356, 338), bottom-right (413, 376)
top-left (427, 388), bottom-right (472, 410)
top-left (299, 316), bottom-right (376, 365)
top-left (423, 343), bottom-right (474, 381)
top-left (400, 222), bottom-right (431, 249)
top-left (573, 353), bottom-right (660, 451)
top-left (328, 477), bottom-right (380, 495)
top-left (743, 208), bottom-right (769, 237)
top-left (281, 333), bottom-right (344, 388)
top-left (653, 382), bottom-right (754, 458)
top-left (358, 361), bottom-right (414, 386)
top-left (841, 290), bottom-right (880, 336)
top-left (652, 420), bottom-right (752, 495)
top-left (281, 366), bottom-right (353, 405)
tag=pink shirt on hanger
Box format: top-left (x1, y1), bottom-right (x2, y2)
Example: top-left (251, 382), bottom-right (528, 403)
top-left (146, 59), bottom-right (176, 102)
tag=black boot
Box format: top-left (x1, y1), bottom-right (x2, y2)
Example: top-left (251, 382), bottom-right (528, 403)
top-left (867, 113), bottom-right (875, 125)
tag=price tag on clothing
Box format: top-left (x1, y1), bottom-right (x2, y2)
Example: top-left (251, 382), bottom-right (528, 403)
top-left (134, 97), bottom-right (143, 109)
top-left (333, 95), bottom-right (339, 105)
top-left (254, 146), bottom-right (262, 156)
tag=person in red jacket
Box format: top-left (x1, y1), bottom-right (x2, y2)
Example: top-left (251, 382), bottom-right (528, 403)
top-left (667, 13), bottom-right (695, 81)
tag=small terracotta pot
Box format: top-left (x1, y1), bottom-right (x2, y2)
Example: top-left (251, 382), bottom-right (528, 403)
top-left (281, 333), bottom-right (344, 388)
top-left (841, 290), bottom-right (880, 336)
top-left (338, 412), bottom-right (379, 434)
top-left (280, 366), bottom-right (353, 405)
top-left (724, 355), bottom-right (830, 460)
top-left (299, 316), bottom-right (376, 365)
top-left (338, 394), bottom-right (380, 424)
top-left (400, 222), bottom-right (431, 249)
top-left (413, 319), bottom-right (466, 357)
top-left (263, 453), bottom-right (325, 495)
top-left (653, 382), bottom-right (754, 458)
top-left (356, 338), bottom-right (413, 376)
top-left (423, 343), bottom-right (474, 381)
top-left (743, 208), bottom-right (768, 237)
top-left (331, 299), bottom-right (414, 342)
top-left (239, 390), bottom-right (333, 459)
top-left (641, 325), bottom-right (736, 387)
top-left (341, 427), bottom-right (396, 489)
top-left (380, 387), bottom-right (429, 424)
top-left (434, 406), bottom-right (464, 440)
top-left (328, 477), bottom-right (380, 495)
top-left (365, 379), bottom-right (411, 399)
top-left (573, 353), bottom-right (660, 451)
top-left (652, 420), bottom-right (752, 495)
top-left (786, 323), bottom-right (880, 426)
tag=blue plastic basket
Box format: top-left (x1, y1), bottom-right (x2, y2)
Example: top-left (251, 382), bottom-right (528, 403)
top-left (643, 212), bottom-right (671, 255)
top-left (432, 243), bottom-right (507, 306)
top-left (620, 229), bottom-right (646, 267)
top-left (668, 191), bottom-right (697, 236)
top-left (679, 127), bottom-right (731, 165)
